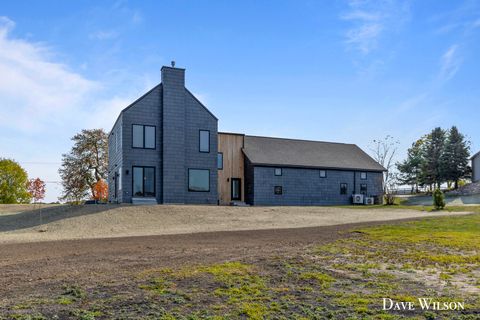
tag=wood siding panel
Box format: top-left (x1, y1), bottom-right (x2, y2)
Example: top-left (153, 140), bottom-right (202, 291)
top-left (218, 133), bottom-right (245, 204)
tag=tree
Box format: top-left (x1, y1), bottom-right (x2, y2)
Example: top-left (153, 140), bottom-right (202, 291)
top-left (433, 188), bottom-right (445, 210)
top-left (92, 179), bottom-right (108, 202)
top-left (59, 129), bottom-right (108, 202)
top-left (422, 127), bottom-right (446, 189)
top-left (441, 126), bottom-right (471, 189)
top-left (27, 178), bottom-right (46, 204)
top-left (396, 138), bottom-right (425, 193)
top-left (0, 159), bottom-right (31, 204)
top-left (370, 135), bottom-right (400, 193)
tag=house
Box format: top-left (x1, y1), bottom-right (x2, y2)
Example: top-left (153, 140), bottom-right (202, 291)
top-left (472, 151), bottom-right (480, 183)
top-left (108, 65), bottom-right (385, 205)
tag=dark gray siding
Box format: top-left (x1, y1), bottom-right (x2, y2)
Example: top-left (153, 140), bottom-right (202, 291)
top-left (184, 91), bottom-right (218, 204)
top-left (108, 114), bottom-right (123, 202)
top-left (244, 157), bottom-right (255, 204)
top-left (162, 67), bottom-right (186, 203)
top-left (121, 85), bottom-right (163, 203)
top-left (251, 166), bottom-right (383, 206)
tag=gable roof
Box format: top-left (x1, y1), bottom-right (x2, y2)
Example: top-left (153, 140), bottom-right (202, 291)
top-left (472, 150), bottom-right (480, 160)
top-left (242, 135), bottom-right (386, 172)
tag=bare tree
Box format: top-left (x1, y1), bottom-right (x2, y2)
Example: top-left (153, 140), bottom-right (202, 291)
top-left (369, 135), bottom-right (400, 194)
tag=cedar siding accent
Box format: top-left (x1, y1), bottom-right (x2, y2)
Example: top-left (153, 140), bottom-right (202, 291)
top-left (218, 133), bottom-right (245, 204)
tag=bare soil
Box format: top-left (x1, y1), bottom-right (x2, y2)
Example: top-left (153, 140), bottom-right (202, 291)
top-left (0, 204), bottom-right (471, 243)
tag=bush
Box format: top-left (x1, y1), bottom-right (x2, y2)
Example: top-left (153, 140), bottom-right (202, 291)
top-left (433, 188), bottom-right (445, 210)
top-left (384, 193), bottom-right (396, 205)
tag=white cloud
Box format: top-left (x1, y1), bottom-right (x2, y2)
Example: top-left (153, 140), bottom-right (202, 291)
top-left (89, 30), bottom-right (118, 40)
top-left (341, 0), bottom-right (410, 55)
top-left (439, 44), bottom-right (461, 81)
top-left (0, 16), bottom-right (99, 132)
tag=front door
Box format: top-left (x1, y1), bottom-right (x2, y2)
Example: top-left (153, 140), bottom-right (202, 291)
top-left (231, 178), bottom-right (241, 201)
top-left (133, 166), bottom-right (155, 197)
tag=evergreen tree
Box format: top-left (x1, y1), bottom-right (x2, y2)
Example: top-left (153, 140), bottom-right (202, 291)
top-left (396, 138), bottom-right (424, 192)
top-left (422, 127), bottom-right (446, 188)
top-left (441, 126), bottom-right (470, 189)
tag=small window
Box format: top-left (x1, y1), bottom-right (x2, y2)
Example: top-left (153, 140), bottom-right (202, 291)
top-left (274, 168), bottom-right (282, 176)
top-left (217, 153), bottom-right (223, 170)
top-left (319, 170), bottom-right (327, 178)
top-left (274, 186), bottom-right (283, 195)
top-left (360, 183), bottom-right (367, 194)
top-left (132, 124), bottom-right (155, 149)
top-left (118, 167), bottom-right (122, 190)
top-left (360, 172), bottom-right (367, 180)
top-left (132, 125), bottom-right (143, 148)
top-left (199, 130), bottom-right (210, 153)
top-left (188, 169), bottom-right (210, 192)
top-left (340, 183), bottom-right (348, 195)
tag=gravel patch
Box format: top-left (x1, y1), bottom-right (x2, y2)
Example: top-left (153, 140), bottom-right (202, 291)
top-left (0, 205), bottom-right (472, 244)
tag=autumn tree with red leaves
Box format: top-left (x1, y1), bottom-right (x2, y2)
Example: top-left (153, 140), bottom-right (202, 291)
top-left (28, 178), bottom-right (46, 204)
top-left (93, 179), bottom-right (108, 202)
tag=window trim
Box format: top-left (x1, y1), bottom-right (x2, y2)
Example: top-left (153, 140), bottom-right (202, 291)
top-left (274, 168), bottom-right (282, 176)
top-left (199, 130), bottom-right (210, 153)
top-left (340, 183), bottom-right (348, 195)
top-left (217, 152), bottom-right (223, 170)
top-left (274, 186), bottom-right (283, 195)
top-left (132, 166), bottom-right (156, 198)
top-left (188, 168), bottom-right (211, 192)
top-left (319, 170), bottom-right (327, 178)
top-left (360, 172), bottom-right (367, 180)
top-left (132, 124), bottom-right (156, 150)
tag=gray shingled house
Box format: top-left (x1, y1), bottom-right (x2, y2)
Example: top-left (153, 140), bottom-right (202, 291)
top-left (472, 151), bottom-right (480, 183)
top-left (108, 65), bottom-right (385, 205)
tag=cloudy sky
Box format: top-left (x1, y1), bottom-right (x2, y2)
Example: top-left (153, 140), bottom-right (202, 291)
top-left (1, 0), bottom-right (479, 202)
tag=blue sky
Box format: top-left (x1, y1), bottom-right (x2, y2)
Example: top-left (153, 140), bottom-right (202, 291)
top-left (1, 0), bottom-right (479, 202)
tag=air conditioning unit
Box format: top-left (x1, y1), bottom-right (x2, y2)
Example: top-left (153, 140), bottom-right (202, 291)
top-left (352, 194), bottom-right (364, 204)
top-left (364, 197), bottom-right (374, 205)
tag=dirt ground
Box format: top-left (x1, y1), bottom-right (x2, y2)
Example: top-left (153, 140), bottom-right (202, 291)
top-left (0, 204), bottom-right (472, 243)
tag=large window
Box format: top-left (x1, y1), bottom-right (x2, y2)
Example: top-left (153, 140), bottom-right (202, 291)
top-left (188, 169), bottom-right (210, 192)
top-left (132, 124), bottom-right (155, 149)
top-left (199, 130), bottom-right (210, 153)
top-left (217, 153), bottom-right (223, 170)
top-left (133, 166), bottom-right (155, 197)
top-left (340, 183), bottom-right (348, 195)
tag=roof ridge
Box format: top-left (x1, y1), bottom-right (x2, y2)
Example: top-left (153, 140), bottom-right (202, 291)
top-left (245, 134), bottom-right (355, 146)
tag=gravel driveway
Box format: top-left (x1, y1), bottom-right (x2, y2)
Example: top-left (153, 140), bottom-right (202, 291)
top-left (0, 204), bottom-right (472, 244)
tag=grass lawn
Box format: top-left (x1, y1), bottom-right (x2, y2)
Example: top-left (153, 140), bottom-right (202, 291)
top-left (3, 213), bottom-right (479, 319)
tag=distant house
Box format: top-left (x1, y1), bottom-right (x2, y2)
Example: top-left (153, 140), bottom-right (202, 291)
top-left (472, 151), bottom-right (480, 183)
top-left (108, 65), bottom-right (385, 205)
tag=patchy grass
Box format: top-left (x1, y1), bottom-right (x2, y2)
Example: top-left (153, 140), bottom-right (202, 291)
top-left (1, 214), bottom-right (479, 319)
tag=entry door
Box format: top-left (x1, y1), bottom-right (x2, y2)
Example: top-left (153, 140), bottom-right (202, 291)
top-left (231, 178), bottom-right (241, 201)
top-left (133, 166), bottom-right (155, 197)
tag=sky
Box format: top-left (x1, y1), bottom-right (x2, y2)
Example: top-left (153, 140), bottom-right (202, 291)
top-left (0, 0), bottom-right (479, 202)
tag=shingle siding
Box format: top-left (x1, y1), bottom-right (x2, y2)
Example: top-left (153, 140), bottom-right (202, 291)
top-left (250, 166), bottom-right (383, 206)
top-left (120, 85), bottom-right (163, 203)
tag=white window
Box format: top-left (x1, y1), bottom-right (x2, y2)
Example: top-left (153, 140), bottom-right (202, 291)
top-left (118, 167), bottom-right (122, 190)
top-left (320, 170), bottom-right (327, 178)
top-left (274, 168), bottom-right (282, 176)
top-left (199, 130), bottom-right (210, 153)
top-left (360, 172), bottom-right (367, 180)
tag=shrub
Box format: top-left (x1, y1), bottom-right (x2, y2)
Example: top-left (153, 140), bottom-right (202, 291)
top-left (433, 188), bottom-right (445, 210)
top-left (384, 193), bottom-right (396, 205)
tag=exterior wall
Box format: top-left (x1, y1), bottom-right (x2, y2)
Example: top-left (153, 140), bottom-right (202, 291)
top-left (250, 166), bottom-right (383, 206)
top-left (184, 91), bottom-right (218, 204)
top-left (473, 153), bottom-right (480, 183)
top-left (244, 157), bottom-right (255, 205)
top-left (162, 67), bottom-right (187, 203)
top-left (120, 85), bottom-right (163, 203)
top-left (218, 133), bottom-right (245, 204)
top-left (108, 114), bottom-right (124, 203)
